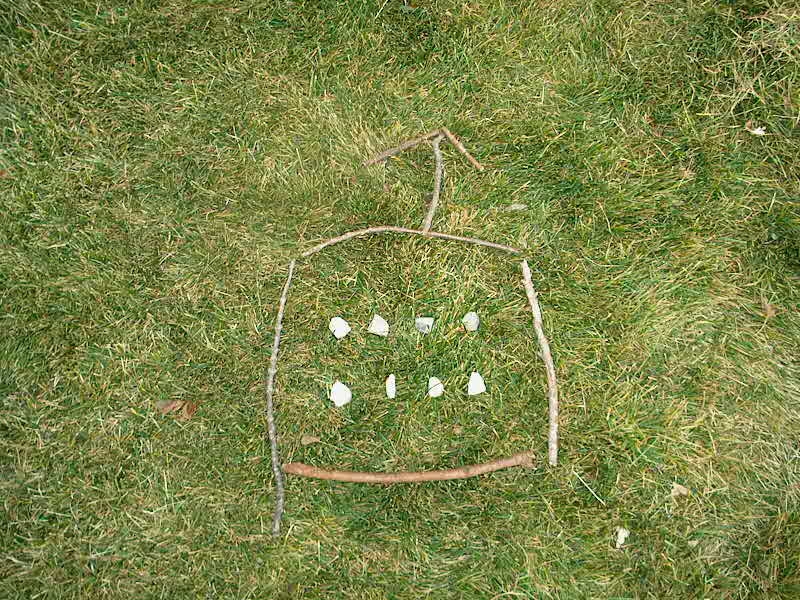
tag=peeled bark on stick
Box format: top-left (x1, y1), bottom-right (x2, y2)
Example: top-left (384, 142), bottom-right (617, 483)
top-left (283, 452), bottom-right (534, 483)
top-left (301, 225), bottom-right (520, 257)
top-left (520, 259), bottom-right (559, 466)
top-left (264, 260), bottom-right (296, 536)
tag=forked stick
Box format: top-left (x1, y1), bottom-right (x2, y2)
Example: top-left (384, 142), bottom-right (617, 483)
top-left (264, 259), bottom-right (296, 536)
top-left (284, 452), bottom-right (534, 483)
top-left (521, 259), bottom-right (559, 466)
top-left (363, 130), bottom-right (443, 166)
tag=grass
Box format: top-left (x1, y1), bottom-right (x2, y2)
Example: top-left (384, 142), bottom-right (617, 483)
top-left (1, 0), bottom-right (799, 597)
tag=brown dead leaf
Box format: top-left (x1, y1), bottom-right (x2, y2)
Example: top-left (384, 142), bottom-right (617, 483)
top-left (156, 399), bottom-right (184, 415)
top-left (0, 169), bottom-right (10, 179)
top-left (762, 298), bottom-right (779, 319)
top-left (179, 401), bottom-right (198, 421)
top-left (452, 425), bottom-right (464, 436)
top-left (300, 434), bottom-right (321, 446)
top-left (671, 482), bottom-right (690, 498)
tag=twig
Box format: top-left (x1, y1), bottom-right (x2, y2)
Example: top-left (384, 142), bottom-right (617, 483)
top-left (284, 452), bottom-right (534, 483)
top-left (363, 130), bottom-right (443, 166)
top-left (422, 134), bottom-right (444, 232)
top-left (264, 259), bottom-right (296, 537)
top-left (441, 127), bottom-right (485, 171)
top-left (301, 225), bottom-right (521, 257)
top-left (575, 471), bottom-right (606, 506)
top-left (521, 259), bottom-right (559, 466)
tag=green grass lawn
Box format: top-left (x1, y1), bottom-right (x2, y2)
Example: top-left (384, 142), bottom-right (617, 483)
top-left (2, 0), bottom-right (799, 597)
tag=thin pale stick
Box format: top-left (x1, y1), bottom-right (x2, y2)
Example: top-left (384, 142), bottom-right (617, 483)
top-left (575, 470), bottom-right (606, 506)
top-left (441, 127), bottom-right (485, 171)
top-left (363, 130), bottom-right (443, 166)
top-left (264, 259), bottom-right (296, 536)
top-left (521, 259), bottom-right (559, 466)
top-left (422, 134), bottom-right (444, 232)
top-left (284, 452), bottom-right (534, 483)
top-left (301, 225), bottom-right (520, 257)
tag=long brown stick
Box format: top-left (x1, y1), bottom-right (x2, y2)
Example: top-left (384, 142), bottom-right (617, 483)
top-left (264, 259), bottom-right (296, 536)
top-left (301, 225), bottom-right (520, 257)
top-left (284, 452), bottom-right (534, 483)
top-left (422, 134), bottom-right (444, 232)
top-left (363, 130), bottom-right (443, 166)
top-left (521, 259), bottom-right (559, 466)
top-left (441, 127), bottom-right (485, 171)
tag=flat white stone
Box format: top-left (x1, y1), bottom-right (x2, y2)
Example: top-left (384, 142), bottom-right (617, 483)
top-left (614, 526), bottom-right (630, 549)
top-left (415, 317), bottom-right (435, 334)
top-left (467, 371), bottom-right (486, 396)
top-left (328, 316), bottom-right (351, 339)
top-left (462, 311), bottom-right (480, 332)
top-left (368, 314), bottom-right (389, 337)
top-left (427, 377), bottom-right (444, 398)
top-left (385, 374), bottom-right (396, 399)
top-left (329, 380), bottom-right (352, 407)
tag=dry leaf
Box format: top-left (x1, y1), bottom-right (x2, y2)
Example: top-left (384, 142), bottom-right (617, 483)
top-left (671, 482), bottom-right (690, 498)
top-left (156, 399), bottom-right (183, 415)
top-left (300, 434), bottom-right (321, 446)
top-left (179, 401), bottom-right (198, 421)
top-left (452, 425), bottom-right (464, 435)
top-left (0, 169), bottom-right (10, 179)
top-left (762, 299), bottom-right (779, 319)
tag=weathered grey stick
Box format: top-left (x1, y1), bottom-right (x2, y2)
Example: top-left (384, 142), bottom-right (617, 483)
top-left (363, 130), bottom-right (443, 166)
top-left (301, 225), bottom-right (521, 257)
top-left (422, 134), bottom-right (444, 232)
top-left (284, 452), bottom-right (534, 483)
top-left (521, 259), bottom-right (559, 466)
top-left (264, 259), bottom-right (296, 536)
top-left (441, 127), bottom-right (485, 171)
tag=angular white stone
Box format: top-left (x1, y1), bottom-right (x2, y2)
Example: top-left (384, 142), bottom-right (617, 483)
top-left (467, 371), bottom-right (486, 396)
top-left (415, 317), bottom-right (435, 334)
top-left (427, 377), bottom-right (444, 398)
top-left (385, 374), bottom-right (396, 399)
top-left (462, 311), bottom-right (480, 332)
top-left (329, 380), bottom-right (352, 407)
top-left (368, 314), bottom-right (389, 337)
top-left (328, 316), bottom-right (351, 339)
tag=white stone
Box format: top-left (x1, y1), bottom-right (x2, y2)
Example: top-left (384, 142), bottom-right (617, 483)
top-left (368, 314), bottom-right (389, 337)
top-left (462, 311), bottom-right (480, 332)
top-left (467, 371), bottom-right (486, 396)
top-left (385, 374), bottom-right (396, 399)
top-left (614, 527), bottom-right (630, 549)
top-left (415, 317), bottom-right (435, 334)
top-left (328, 317), bottom-right (351, 339)
top-left (507, 203), bottom-right (528, 211)
top-left (329, 380), bottom-right (352, 407)
top-left (427, 377), bottom-right (444, 398)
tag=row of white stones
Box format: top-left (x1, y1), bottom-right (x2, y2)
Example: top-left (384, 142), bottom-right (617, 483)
top-left (329, 311), bottom-right (480, 339)
top-left (329, 371), bottom-right (486, 407)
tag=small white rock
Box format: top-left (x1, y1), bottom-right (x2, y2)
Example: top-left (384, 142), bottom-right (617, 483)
top-left (614, 526), bottom-right (630, 549)
top-left (507, 203), bottom-right (528, 211)
top-left (328, 317), bottom-right (351, 340)
top-left (329, 380), bottom-right (352, 407)
top-left (368, 314), bottom-right (389, 337)
top-left (462, 311), bottom-right (480, 332)
top-left (467, 371), bottom-right (486, 396)
top-left (415, 317), bottom-right (435, 334)
top-left (385, 374), bottom-right (396, 399)
top-left (427, 377), bottom-right (444, 398)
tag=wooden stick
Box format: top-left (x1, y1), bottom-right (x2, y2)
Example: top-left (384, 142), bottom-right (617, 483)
top-left (264, 259), bottom-right (296, 536)
top-left (520, 259), bottom-right (559, 466)
top-left (441, 127), bottom-right (485, 171)
top-left (363, 130), bottom-right (443, 166)
top-left (422, 134), bottom-right (444, 232)
top-left (284, 452), bottom-right (534, 483)
top-left (301, 225), bottom-right (520, 257)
